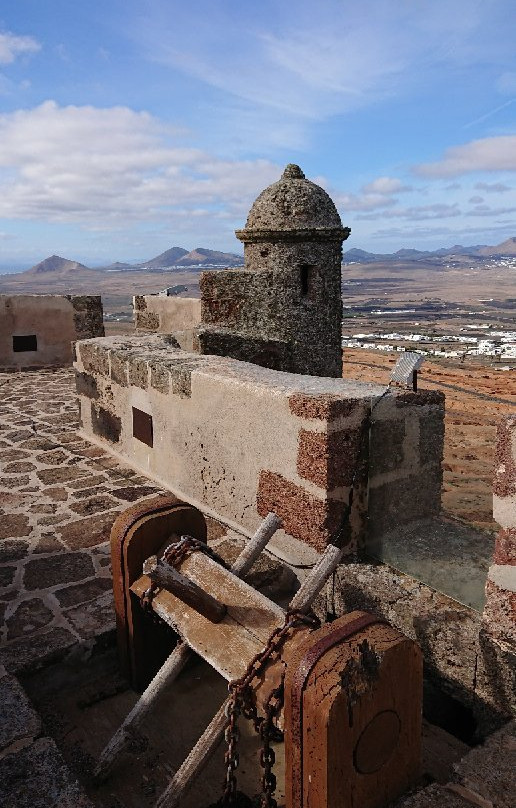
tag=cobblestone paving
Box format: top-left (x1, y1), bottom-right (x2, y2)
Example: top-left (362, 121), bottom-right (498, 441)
top-left (0, 367), bottom-right (166, 673)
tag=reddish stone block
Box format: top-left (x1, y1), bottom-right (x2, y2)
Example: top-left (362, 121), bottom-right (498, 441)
top-left (288, 393), bottom-right (361, 421)
top-left (494, 415), bottom-right (516, 498)
top-left (297, 427), bottom-right (361, 489)
top-left (394, 390), bottom-right (445, 407)
top-left (483, 579), bottom-right (516, 644)
top-left (494, 528), bottom-right (516, 565)
top-left (257, 470), bottom-right (345, 551)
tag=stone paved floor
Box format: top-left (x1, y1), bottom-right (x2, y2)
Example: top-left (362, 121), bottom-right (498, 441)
top-left (0, 367), bottom-right (166, 674)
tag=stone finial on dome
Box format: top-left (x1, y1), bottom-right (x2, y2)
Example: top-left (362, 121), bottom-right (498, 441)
top-left (282, 164), bottom-right (305, 180)
top-left (236, 163), bottom-right (349, 241)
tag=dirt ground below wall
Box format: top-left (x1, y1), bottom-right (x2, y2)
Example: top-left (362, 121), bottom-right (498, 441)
top-left (342, 349), bottom-right (516, 534)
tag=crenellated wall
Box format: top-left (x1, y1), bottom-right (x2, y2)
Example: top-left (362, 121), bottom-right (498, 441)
top-left (0, 294), bottom-right (104, 369)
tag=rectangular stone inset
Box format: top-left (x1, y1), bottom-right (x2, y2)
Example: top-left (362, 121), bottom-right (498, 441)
top-left (132, 407), bottom-right (153, 448)
top-left (13, 334), bottom-right (37, 352)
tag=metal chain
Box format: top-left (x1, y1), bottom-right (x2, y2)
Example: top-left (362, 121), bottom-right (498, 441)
top-left (222, 609), bottom-right (320, 807)
top-left (140, 534), bottom-right (229, 612)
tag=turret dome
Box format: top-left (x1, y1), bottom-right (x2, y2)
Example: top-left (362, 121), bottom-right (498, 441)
top-left (236, 164), bottom-right (348, 242)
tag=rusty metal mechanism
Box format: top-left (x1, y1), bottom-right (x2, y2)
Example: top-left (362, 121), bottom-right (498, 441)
top-left (222, 609), bottom-right (320, 807)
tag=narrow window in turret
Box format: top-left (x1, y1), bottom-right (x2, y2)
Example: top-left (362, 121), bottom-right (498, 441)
top-left (300, 264), bottom-right (313, 297)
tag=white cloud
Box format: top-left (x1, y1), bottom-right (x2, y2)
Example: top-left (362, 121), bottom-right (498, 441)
top-left (335, 192), bottom-right (397, 212)
top-left (415, 135), bottom-right (516, 177)
top-left (362, 177), bottom-right (412, 195)
top-left (0, 30), bottom-right (40, 65)
top-left (0, 101), bottom-right (280, 228)
top-left (469, 195), bottom-right (484, 204)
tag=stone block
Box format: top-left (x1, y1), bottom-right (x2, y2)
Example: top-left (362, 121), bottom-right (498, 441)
top-left (493, 415), bottom-right (516, 499)
top-left (135, 310), bottom-right (160, 331)
top-left (198, 326), bottom-right (292, 372)
top-left (0, 627), bottom-right (77, 674)
top-left (64, 591), bottom-right (115, 639)
top-left (128, 355), bottom-right (149, 388)
top-left (452, 720), bottom-right (515, 808)
top-left (297, 426), bottom-right (362, 489)
top-left (483, 577), bottom-right (516, 645)
top-left (396, 783), bottom-right (472, 807)
top-left (394, 390), bottom-right (445, 408)
top-left (70, 295), bottom-right (104, 339)
top-left (0, 538), bottom-right (30, 560)
top-left (369, 418), bottom-right (406, 475)
top-left (58, 512), bottom-right (115, 550)
top-left (54, 577), bottom-right (112, 607)
top-left (257, 469), bottom-right (344, 551)
top-left (494, 528), bottom-right (516, 564)
top-left (91, 403), bottom-right (121, 443)
top-left (109, 350), bottom-right (129, 387)
top-left (289, 393), bottom-right (362, 421)
top-left (74, 371), bottom-right (98, 400)
top-left (149, 360), bottom-right (170, 393)
top-left (0, 667), bottom-right (41, 753)
top-left (0, 736), bottom-right (94, 808)
top-left (420, 411), bottom-right (445, 467)
top-left (79, 342), bottom-right (109, 375)
top-left (23, 552), bottom-right (94, 589)
top-left (6, 598), bottom-right (54, 639)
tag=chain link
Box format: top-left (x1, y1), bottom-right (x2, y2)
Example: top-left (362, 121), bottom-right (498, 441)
top-left (222, 609), bottom-right (319, 807)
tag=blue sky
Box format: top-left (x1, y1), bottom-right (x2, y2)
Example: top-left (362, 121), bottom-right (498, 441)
top-left (1, 0), bottom-right (516, 266)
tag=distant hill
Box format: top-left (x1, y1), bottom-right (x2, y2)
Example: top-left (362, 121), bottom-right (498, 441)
top-left (140, 247), bottom-right (189, 268)
top-left (138, 246), bottom-right (242, 269)
top-left (25, 255), bottom-right (93, 274)
top-left (343, 237), bottom-right (516, 263)
top-left (176, 248), bottom-right (242, 267)
top-left (477, 237), bottom-right (516, 257)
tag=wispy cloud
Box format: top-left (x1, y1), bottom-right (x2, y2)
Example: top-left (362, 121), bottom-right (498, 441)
top-left (130, 0), bottom-right (502, 150)
top-left (0, 30), bottom-right (40, 64)
top-left (357, 203), bottom-right (461, 221)
top-left (475, 181), bottom-right (512, 193)
top-left (362, 177), bottom-right (412, 195)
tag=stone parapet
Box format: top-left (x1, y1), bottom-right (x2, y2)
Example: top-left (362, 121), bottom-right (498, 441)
top-left (75, 335), bottom-right (444, 556)
top-left (483, 415), bottom-right (516, 647)
top-left (133, 294), bottom-right (201, 336)
top-left (0, 294), bottom-right (103, 368)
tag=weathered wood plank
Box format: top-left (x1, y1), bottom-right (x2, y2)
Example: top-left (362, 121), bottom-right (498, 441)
top-left (131, 549), bottom-right (286, 681)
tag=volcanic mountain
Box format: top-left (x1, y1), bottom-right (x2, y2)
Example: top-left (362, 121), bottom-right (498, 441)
top-left (25, 255), bottom-right (94, 274)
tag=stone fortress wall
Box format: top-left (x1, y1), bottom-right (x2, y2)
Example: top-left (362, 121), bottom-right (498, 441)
top-left (0, 294), bottom-right (104, 369)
